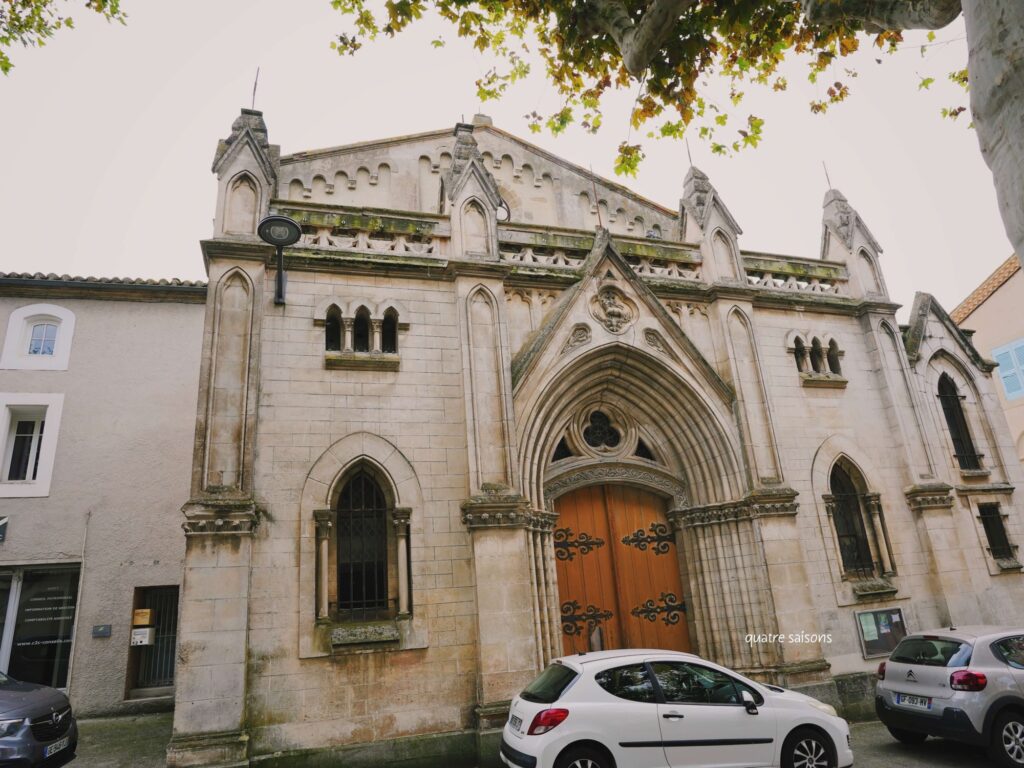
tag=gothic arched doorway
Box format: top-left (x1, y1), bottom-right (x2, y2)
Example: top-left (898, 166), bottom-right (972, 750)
top-left (554, 484), bottom-right (690, 654)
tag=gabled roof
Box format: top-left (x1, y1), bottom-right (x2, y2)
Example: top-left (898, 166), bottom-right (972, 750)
top-left (280, 120), bottom-right (678, 217)
top-left (904, 292), bottom-right (996, 373)
top-left (950, 254), bottom-right (1020, 325)
top-left (510, 228), bottom-right (733, 403)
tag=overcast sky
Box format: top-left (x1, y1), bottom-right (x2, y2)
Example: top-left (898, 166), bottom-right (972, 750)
top-left (0, 1), bottom-right (1009, 317)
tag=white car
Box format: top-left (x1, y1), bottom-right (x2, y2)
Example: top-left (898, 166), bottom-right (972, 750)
top-left (500, 649), bottom-right (853, 768)
top-left (875, 626), bottom-right (1024, 767)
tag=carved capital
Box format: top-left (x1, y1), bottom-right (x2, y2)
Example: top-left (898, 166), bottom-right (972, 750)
top-left (904, 482), bottom-right (954, 513)
top-left (668, 489), bottom-right (799, 530)
top-left (862, 492), bottom-right (883, 516)
top-left (461, 493), bottom-right (531, 530)
top-left (529, 510), bottom-right (559, 532)
top-left (313, 509), bottom-right (334, 539)
top-left (668, 501), bottom-right (750, 530)
top-left (390, 506), bottom-right (412, 534)
top-left (181, 498), bottom-right (258, 536)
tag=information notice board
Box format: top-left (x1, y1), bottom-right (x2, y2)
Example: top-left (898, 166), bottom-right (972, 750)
top-left (855, 607), bottom-right (907, 658)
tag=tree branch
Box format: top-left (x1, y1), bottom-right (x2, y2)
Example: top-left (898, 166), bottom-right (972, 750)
top-left (801, 0), bottom-right (963, 32)
top-left (589, 0), bottom-right (698, 76)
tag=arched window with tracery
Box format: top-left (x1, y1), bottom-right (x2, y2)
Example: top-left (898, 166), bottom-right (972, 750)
top-left (336, 471), bottom-right (391, 618)
top-left (793, 337), bottom-right (808, 372)
top-left (382, 308), bottom-right (398, 354)
top-left (827, 339), bottom-right (842, 375)
top-left (938, 373), bottom-right (982, 470)
top-left (353, 307), bottom-right (371, 353)
top-left (810, 338), bottom-right (825, 373)
top-left (824, 460), bottom-right (894, 580)
top-left (828, 463), bottom-right (874, 576)
top-left (325, 306), bottom-right (342, 352)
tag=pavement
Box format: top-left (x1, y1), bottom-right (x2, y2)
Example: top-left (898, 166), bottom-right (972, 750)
top-left (75, 711), bottom-right (171, 768)
top-left (70, 713), bottom-right (997, 767)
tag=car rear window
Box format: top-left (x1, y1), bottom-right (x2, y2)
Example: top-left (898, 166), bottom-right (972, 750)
top-left (594, 664), bottom-right (656, 703)
top-left (520, 663), bottom-right (578, 704)
top-left (890, 637), bottom-right (972, 667)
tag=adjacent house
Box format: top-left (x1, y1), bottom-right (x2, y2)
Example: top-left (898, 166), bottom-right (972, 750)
top-left (952, 254), bottom-right (1024, 464)
top-left (0, 275), bottom-right (205, 716)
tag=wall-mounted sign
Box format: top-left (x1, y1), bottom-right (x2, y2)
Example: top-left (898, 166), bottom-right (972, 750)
top-left (130, 627), bottom-right (155, 647)
top-left (132, 608), bottom-right (152, 627)
top-left (91, 625), bottom-right (111, 638)
top-left (855, 607), bottom-right (908, 658)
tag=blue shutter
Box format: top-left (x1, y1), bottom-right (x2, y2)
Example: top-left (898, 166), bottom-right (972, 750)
top-left (993, 340), bottom-right (1024, 401)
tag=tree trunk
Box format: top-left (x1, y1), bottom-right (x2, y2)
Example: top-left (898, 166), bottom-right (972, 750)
top-left (961, 0), bottom-right (1024, 264)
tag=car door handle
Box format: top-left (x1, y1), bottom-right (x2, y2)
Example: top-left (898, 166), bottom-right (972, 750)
top-left (662, 712), bottom-right (684, 720)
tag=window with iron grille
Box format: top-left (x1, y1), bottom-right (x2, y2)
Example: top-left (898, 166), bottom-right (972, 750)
top-left (337, 471), bottom-right (390, 618)
top-left (829, 463), bottom-right (875, 577)
top-left (938, 373), bottom-right (983, 470)
top-left (979, 503), bottom-right (1015, 561)
top-left (133, 586), bottom-right (179, 690)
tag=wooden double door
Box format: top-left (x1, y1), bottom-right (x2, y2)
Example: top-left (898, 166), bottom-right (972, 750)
top-left (553, 484), bottom-right (691, 654)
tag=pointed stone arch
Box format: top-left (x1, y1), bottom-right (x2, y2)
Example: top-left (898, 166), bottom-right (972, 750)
top-left (223, 171), bottom-right (260, 235)
top-left (203, 267), bottom-right (254, 492)
top-left (516, 342), bottom-right (745, 510)
top-left (298, 432), bottom-right (424, 658)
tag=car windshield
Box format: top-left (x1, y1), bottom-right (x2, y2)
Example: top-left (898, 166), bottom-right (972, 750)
top-left (890, 637), bottom-right (972, 667)
top-left (520, 663), bottom-right (577, 704)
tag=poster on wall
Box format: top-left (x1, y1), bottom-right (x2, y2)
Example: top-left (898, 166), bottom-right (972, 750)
top-left (855, 608), bottom-right (907, 658)
top-left (8, 570), bottom-right (80, 688)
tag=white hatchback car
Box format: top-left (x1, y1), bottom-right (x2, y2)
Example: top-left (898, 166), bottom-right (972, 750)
top-left (875, 626), bottom-right (1024, 767)
top-left (500, 649), bottom-right (853, 768)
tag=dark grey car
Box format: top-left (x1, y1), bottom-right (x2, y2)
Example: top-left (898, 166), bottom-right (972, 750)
top-left (0, 671), bottom-right (77, 767)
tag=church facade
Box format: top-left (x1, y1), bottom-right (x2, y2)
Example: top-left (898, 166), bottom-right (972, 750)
top-left (166, 109), bottom-right (1024, 767)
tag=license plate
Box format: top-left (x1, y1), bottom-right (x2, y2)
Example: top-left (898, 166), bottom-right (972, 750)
top-left (44, 735), bottom-right (70, 757)
top-left (896, 693), bottom-right (932, 710)
top-left (509, 714), bottom-right (522, 731)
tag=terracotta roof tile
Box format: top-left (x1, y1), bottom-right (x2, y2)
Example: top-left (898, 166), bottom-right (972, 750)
top-left (951, 254), bottom-right (1020, 325)
top-left (0, 272), bottom-right (206, 288)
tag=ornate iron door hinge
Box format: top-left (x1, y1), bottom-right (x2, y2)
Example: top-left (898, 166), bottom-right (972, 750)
top-left (561, 600), bottom-right (613, 636)
top-left (554, 527), bottom-right (605, 561)
top-left (621, 522), bottom-right (674, 554)
top-left (630, 592), bottom-right (686, 625)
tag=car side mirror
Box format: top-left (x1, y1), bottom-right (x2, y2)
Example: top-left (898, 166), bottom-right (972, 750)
top-left (741, 689), bottom-right (758, 715)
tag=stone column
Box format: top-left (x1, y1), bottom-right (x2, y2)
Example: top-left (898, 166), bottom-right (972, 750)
top-left (167, 502), bottom-right (257, 768)
top-left (371, 319), bottom-right (383, 354)
top-left (863, 493), bottom-right (893, 574)
top-left (461, 491), bottom-right (539, 757)
top-left (314, 510), bottom-right (333, 620)
top-left (906, 484), bottom-right (982, 625)
top-left (669, 490), bottom-right (832, 689)
top-left (342, 318), bottom-right (354, 352)
top-left (391, 507), bottom-right (411, 616)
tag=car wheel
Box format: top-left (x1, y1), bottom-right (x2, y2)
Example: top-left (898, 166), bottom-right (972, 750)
top-left (887, 726), bottom-right (928, 745)
top-left (991, 710), bottom-right (1024, 767)
top-left (555, 744), bottom-right (613, 768)
top-left (782, 727), bottom-right (835, 768)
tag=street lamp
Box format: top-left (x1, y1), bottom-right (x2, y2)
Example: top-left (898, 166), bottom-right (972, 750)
top-left (257, 215), bottom-right (302, 305)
